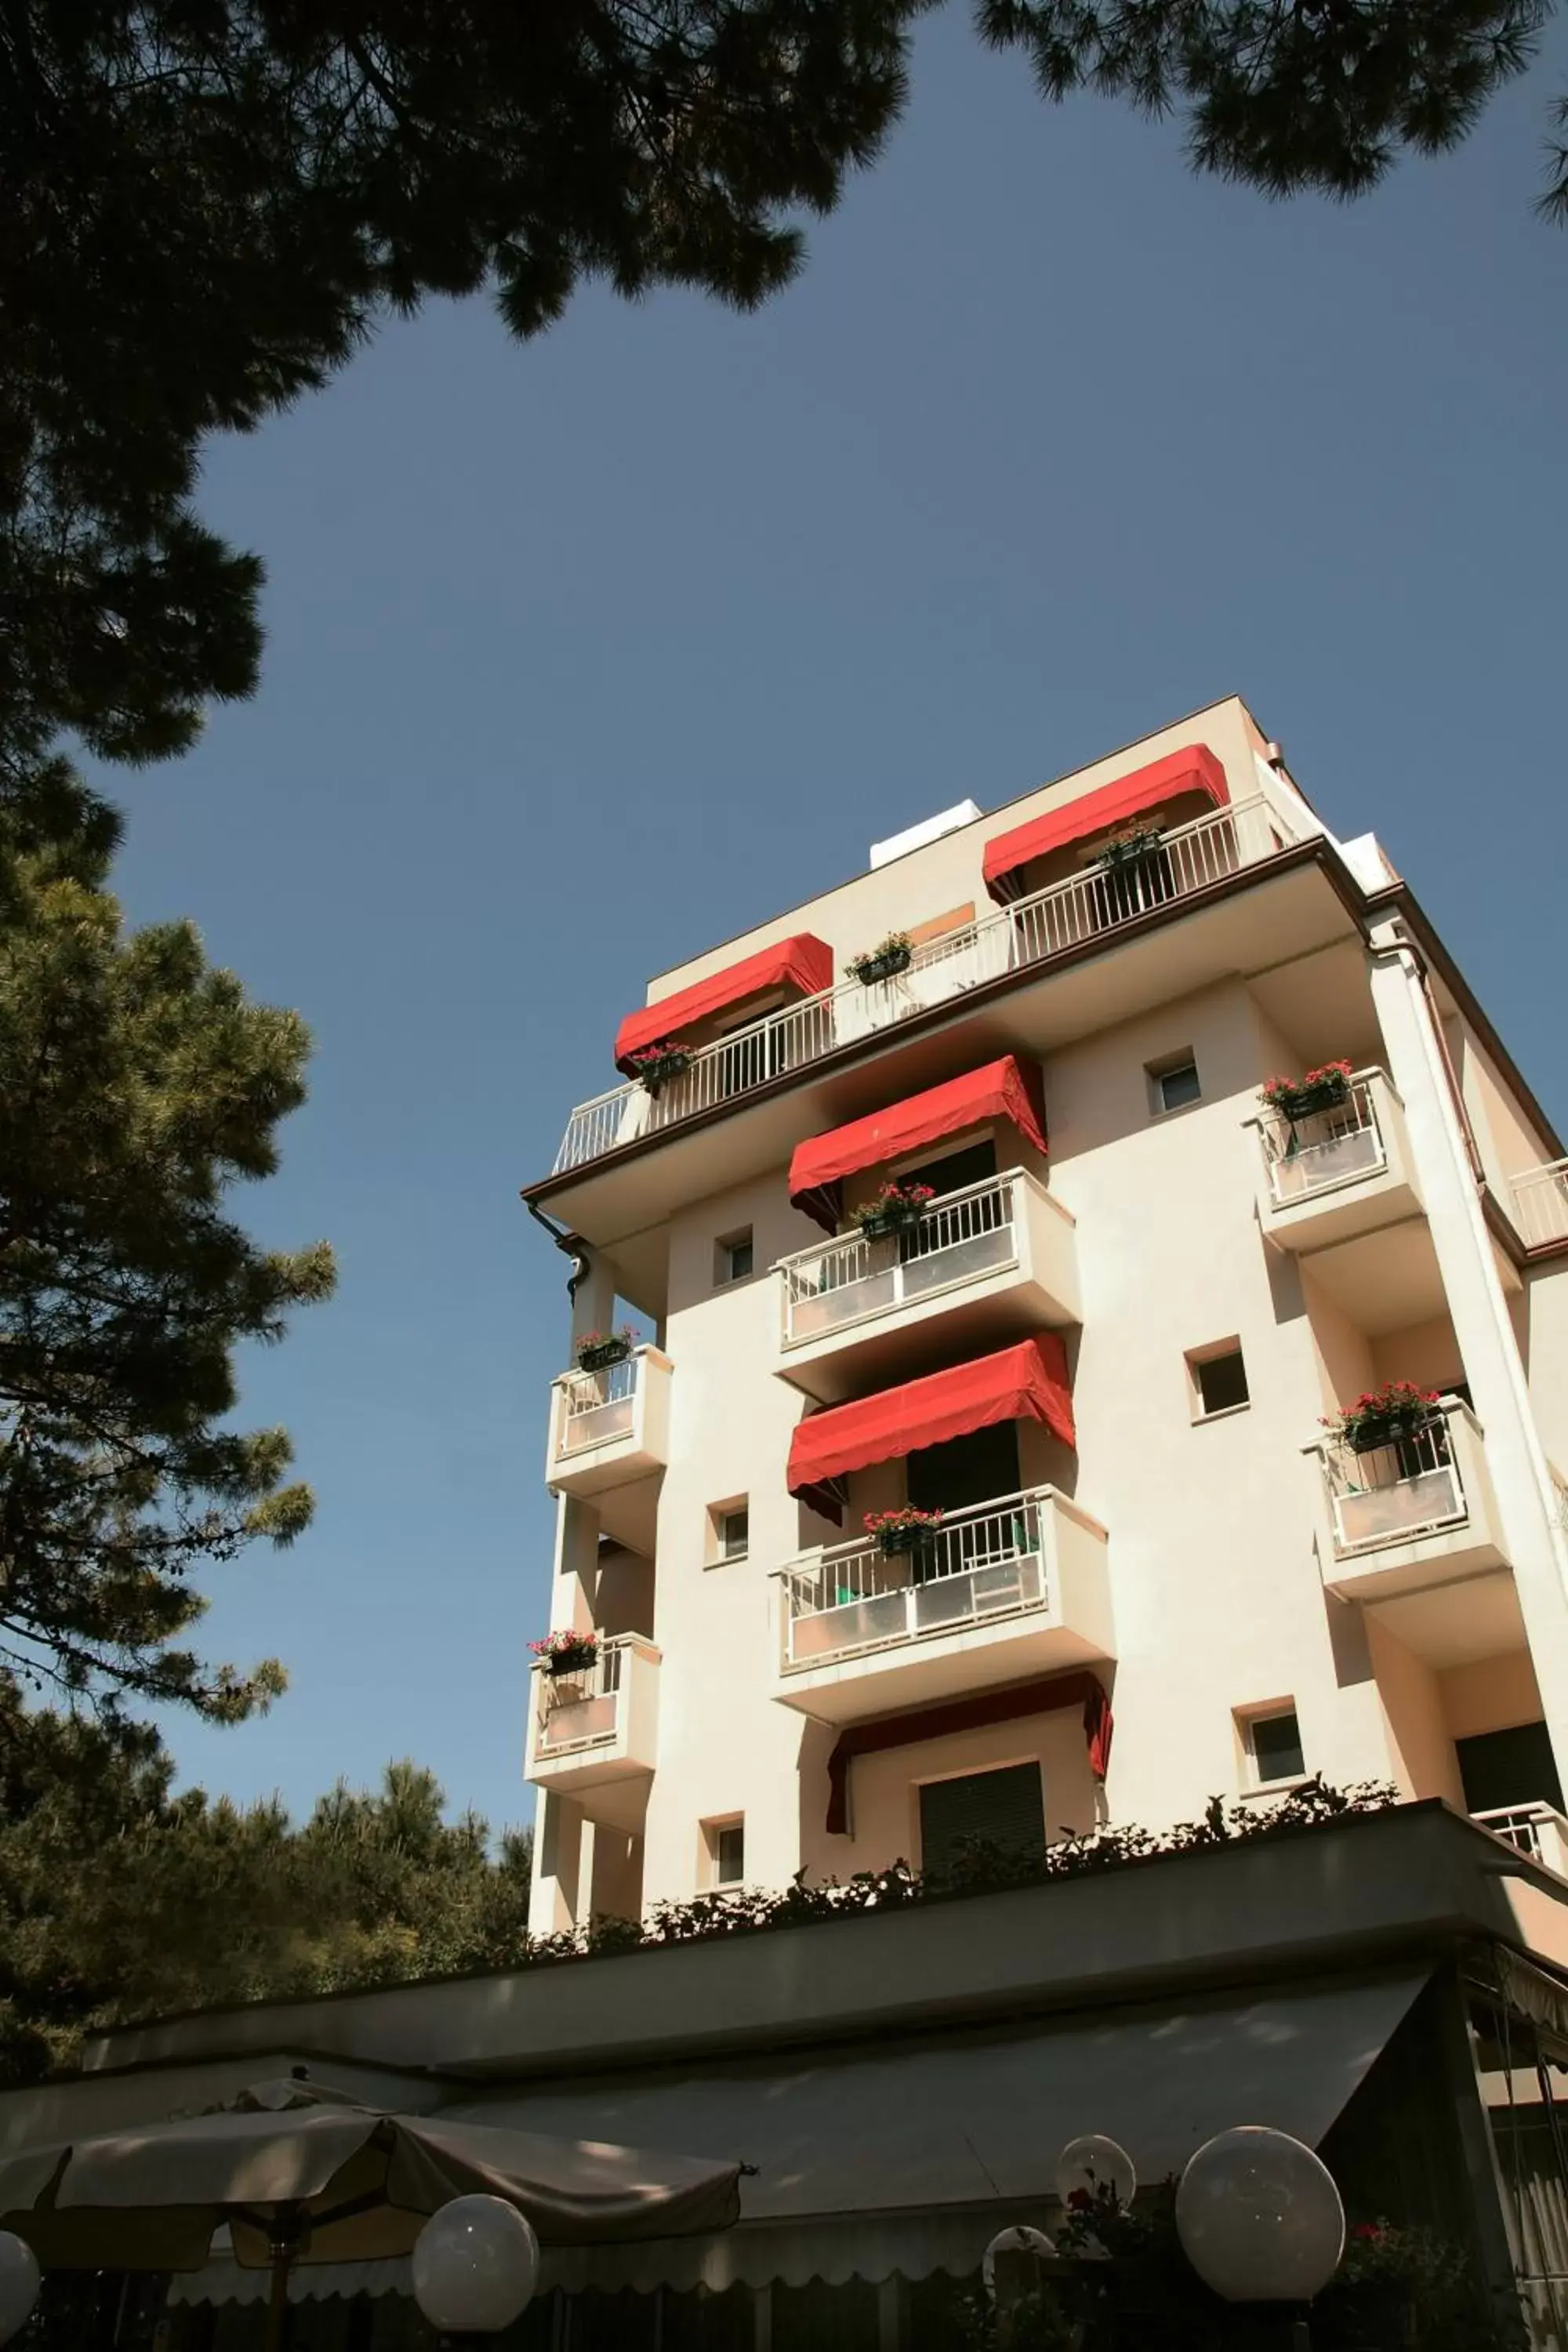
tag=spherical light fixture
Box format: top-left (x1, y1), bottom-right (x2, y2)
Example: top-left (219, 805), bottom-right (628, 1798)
top-left (982, 2224), bottom-right (1056, 2299)
top-left (1054, 2135), bottom-right (1137, 2213)
top-left (1175, 2128), bottom-right (1345, 2304)
top-left (0, 2233), bottom-right (40, 2345)
top-left (412, 2196), bottom-right (540, 2337)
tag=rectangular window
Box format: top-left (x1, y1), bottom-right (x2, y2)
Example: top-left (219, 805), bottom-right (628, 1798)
top-left (715, 1229), bottom-right (754, 1285)
top-left (918, 1763), bottom-right (1045, 1875)
top-left (1456, 1721), bottom-right (1564, 1815)
top-left (1148, 1053), bottom-right (1201, 1115)
top-left (1189, 1342), bottom-right (1250, 1419)
top-left (1243, 1707), bottom-right (1305, 1788)
top-left (720, 1506), bottom-right (750, 1560)
top-left (708, 1819), bottom-right (745, 1886)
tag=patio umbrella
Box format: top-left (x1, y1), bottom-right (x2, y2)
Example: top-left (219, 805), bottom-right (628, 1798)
top-left (0, 2074), bottom-right (746, 2350)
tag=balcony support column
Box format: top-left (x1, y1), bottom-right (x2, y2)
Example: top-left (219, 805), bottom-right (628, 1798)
top-left (528, 1790), bottom-right (586, 1936)
top-left (569, 1250), bottom-right (618, 1349)
top-left (1368, 926), bottom-right (1568, 1795)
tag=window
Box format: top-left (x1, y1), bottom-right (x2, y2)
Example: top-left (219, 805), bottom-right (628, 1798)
top-left (715, 1229), bottom-right (754, 1285)
top-left (1148, 1053), bottom-right (1201, 1115)
top-left (1242, 1707), bottom-right (1305, 1788)
top-left (719, 1506), bottom-right (750, 1560)
top-left (1189, 1341), bottom-right (1250, 1419)
top-left (1457, 1721), bottom-right (1564, 1815)
top-left (919, 1763), bottom-right (1045, 1874)
top-left (706, 1497), bottom-right (750, 1566)
top-left (707, 1818), bottom-right (745, 1886)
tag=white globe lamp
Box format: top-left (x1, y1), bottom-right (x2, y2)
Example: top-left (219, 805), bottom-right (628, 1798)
top-left (1175, 2128), bottom-right (1345, 2305)
top-left (982, 2223), bottom-right (1056, 2300)
top-left (412, 2196), bottom-right (541, 2339)
top-left (0, 2233), bottom-right (40, 2345)
top-left (1054, 2134), bottom-right (1137, 2213)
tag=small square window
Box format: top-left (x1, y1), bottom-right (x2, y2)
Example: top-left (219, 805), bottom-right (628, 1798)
top-left (1148, 1054), bottom-right (1201, 1115)
top-left (708, 1819), bottom-right (745, 1886)
top-left (1190, 1343), bottom-right (1249, 1419)
top-left (715, 1229), bottom-right (754, 1285)
top-left (1244, 1708), bottom-right (1305, 1788)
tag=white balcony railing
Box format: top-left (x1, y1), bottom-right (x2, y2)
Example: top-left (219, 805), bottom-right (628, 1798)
top-left (1511, 1160), bottom-right (1568, 1247)
top-left (554, 795), bottom-right (1292, 1172)
top-left (1320, 1410), bottom-right (1468, 1555)
top-left (1473, 1802), bottom-right (1568, 1879)
top-left (1258, 1073), bottom-right (1386, 1207)
top-left (777, 1485), bottom-right (1054, 1672)
top-left (556, 1352), bottom-right (640, 1456)
top-left (534, 1639), bottom-right (627, 1758)
top-left (778, 1171), bottom-right (1021, 1348)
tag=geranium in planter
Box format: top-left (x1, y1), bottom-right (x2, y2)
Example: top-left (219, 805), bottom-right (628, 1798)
top-left (1324, 1381), bottom-right (1443, 1454)
top-left (851, 1181), bottom-right (935, 1241)
top-left (1096, 824), bottom-right (1165, 873)
top-left (846, 934), bottom-right (913, 986)
top-left (1261, 1059), bottom-right (1354, 1123)
top-left (575, 1324), bottom-right (637, 1374)
top-left (529, 1629), bottom-right (600, 1677)
top-left (626, 1038), bottom-right (693, 1095)
top-left (865, 1506), bottom-right (944, 1558)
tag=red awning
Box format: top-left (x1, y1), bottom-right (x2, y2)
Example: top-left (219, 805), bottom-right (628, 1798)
top-left (982, 745), bottom-right (1230, 904)
top-left (615, 934), bottom-right (834, 1075)
top-left (787, 1334), bottom-right (1074, 1519)
top-left (788, 1057), bottom-right (1048, 1232)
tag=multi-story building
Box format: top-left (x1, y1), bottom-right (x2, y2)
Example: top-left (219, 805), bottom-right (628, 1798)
top-left (521, 694), bottom-right (1568, 1936)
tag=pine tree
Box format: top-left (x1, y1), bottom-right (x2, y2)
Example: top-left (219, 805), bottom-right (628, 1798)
top-left (0, 1702), bottom-right (535, 2083)
top-left (0, 771), bottom-right (335, 1724)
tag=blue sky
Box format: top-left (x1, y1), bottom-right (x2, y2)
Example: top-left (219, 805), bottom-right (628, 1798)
top-left (108, 8), bottom-right (1568, 1835)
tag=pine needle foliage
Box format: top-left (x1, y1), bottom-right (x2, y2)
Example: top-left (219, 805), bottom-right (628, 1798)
top-left (0, 1704), bottom-right (535, 2084)
top-left (0, 772), bottom-right (334, 1724)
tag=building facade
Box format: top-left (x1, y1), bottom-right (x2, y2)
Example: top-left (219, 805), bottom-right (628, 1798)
top-left (521, 695), bottom-right (1568, 1936)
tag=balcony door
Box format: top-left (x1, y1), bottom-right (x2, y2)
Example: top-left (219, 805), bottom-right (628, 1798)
top-left (895, 1139), bottom-right (1005, 1279)
top-left (906, 1420), bottom-right (1019, 1516)
top-left (1457, 1720), bottom-right (1564, 1815)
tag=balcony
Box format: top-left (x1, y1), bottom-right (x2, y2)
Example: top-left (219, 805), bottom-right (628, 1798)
top-left (1313, 1402), bottom-right (1517, 1664)
top-left (555, 797), bottom-right (1294, 1173)
top-left (1511, 1160), bottom-right (1568, 1247)
top-left (1254, 1069), bottom-right (1422, 1254)
top-left (771, 1484), bottom-right (1114, 1724)
top-left (524, 1635), bottom-right (660, 1819)
top-left (1474, 1802), bottom-right (1568, 1879)
top-left (773, 1171), bottom-right (1080, 1403)
top-left (546, 1345), bottom-right (671, 1499)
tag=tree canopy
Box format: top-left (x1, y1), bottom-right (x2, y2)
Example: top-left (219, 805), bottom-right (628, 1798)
top-left (0, 772), bottom-right (334, 1724)
top-left (0, 1702), bottom-right (534, 2083)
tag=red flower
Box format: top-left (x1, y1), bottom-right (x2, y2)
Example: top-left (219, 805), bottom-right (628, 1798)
top-left (1351, 2223), bottom-right (1385, 2242)
top-left (1067, 2189), bottom-right (1093, 2212)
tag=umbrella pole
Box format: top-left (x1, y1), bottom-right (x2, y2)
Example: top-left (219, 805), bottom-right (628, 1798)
top-left (264, 2244), bottom-right (291, 2352)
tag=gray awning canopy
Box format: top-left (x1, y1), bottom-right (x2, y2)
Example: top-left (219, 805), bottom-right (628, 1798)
top-left (169, 1968), bottom-right (1428, 2302)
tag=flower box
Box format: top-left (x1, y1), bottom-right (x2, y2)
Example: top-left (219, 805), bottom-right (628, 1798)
top-left (865, 1508), bottom-right (943, 1558)
top-left (1262, 1061), bottom-right (1354, 1123)
top-left (546, 1645), bottom-right (597, 1678)
top-left (1325, 1381), bottom-right (1443, 1456)
top-left (851, 1182), bottom-right (934, 1242)
top-left (847, 936), bottom-right (913, 986)
top-left (575, 1327), bottom-right (635, 1374)
top-left (626, 1040), bottom-right (692, 1095)
top-left (1097, 826), bottom-right (1165, 873)
top-left (530, 1631), bottom-right (600, 1676)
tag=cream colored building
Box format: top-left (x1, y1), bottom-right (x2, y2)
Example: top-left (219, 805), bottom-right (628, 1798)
top-left (522, 694), bottom-right (1568, 1937)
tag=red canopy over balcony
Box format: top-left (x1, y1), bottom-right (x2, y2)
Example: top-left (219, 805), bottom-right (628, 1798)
top-left (614, 933), bottom-right (833, 1075)
top-left (787, 1333), bottom-right (1074, 1521)
top-left (982, 745), bottom-right (1230, 905)
top-left (787, 1055), bottom-right (1049, 1232)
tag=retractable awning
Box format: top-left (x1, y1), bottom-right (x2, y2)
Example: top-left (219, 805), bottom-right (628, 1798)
top-left (786, 1334), bottom-right (1073, 1520)
top-left (615, 935), bottom-right (833, 1074)
top-left (788, 1056), bottom-right (1048, 1232)
top-left (982, 746), bottom-right (1230, 904)
top-left (171, 1969), bottom-right (1429, 2299)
